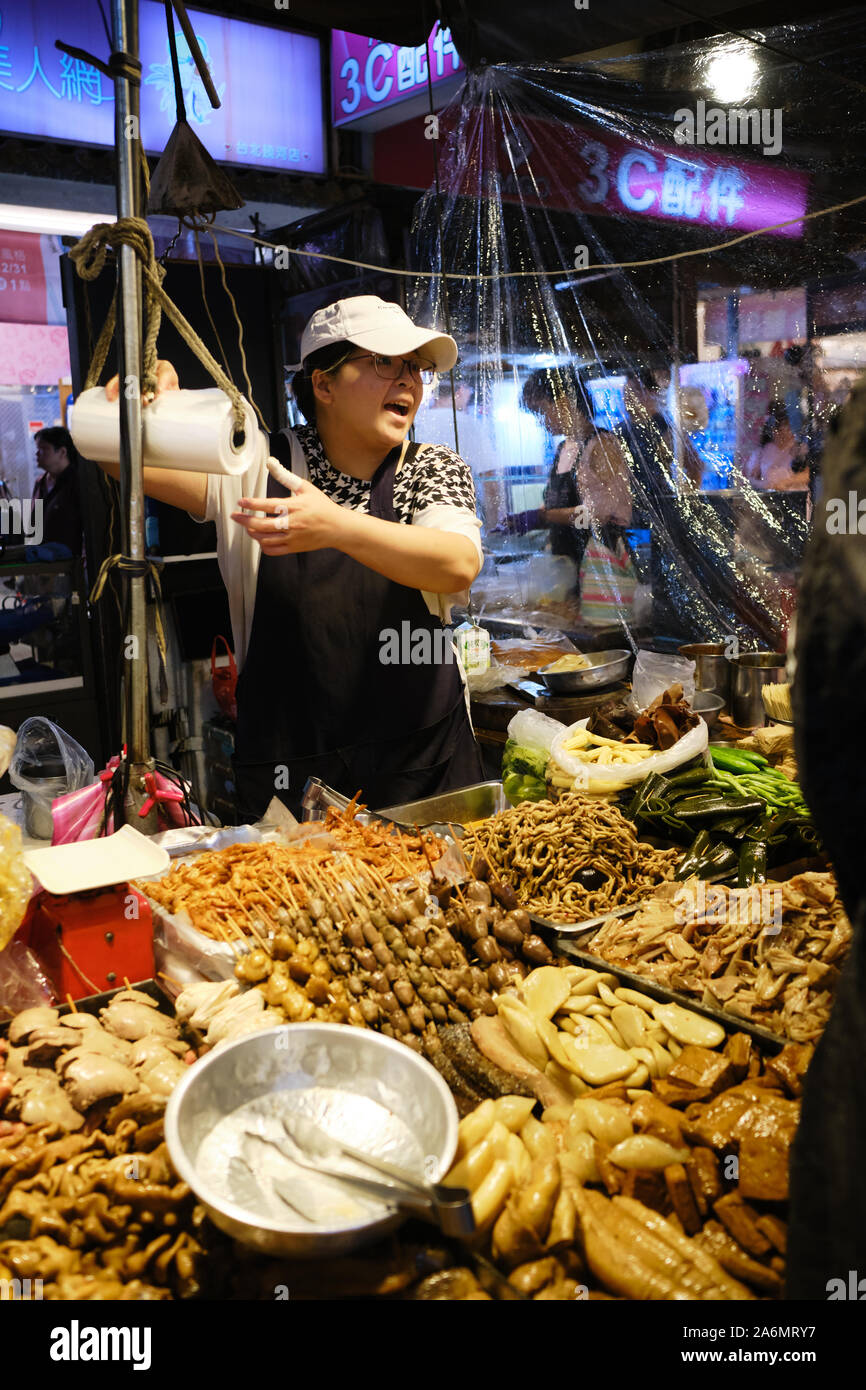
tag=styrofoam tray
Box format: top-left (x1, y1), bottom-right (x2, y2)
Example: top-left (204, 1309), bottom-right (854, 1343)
top-left (22, 825), bottom-right (171, 894)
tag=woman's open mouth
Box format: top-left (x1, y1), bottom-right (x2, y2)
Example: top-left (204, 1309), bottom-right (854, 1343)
top-left (384, 402), bottom-right (411, 418)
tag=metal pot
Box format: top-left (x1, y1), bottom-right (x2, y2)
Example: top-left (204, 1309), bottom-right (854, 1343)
top-left (538, 648), bottom-right (632, 693)
top-left (730, 652), bottom-right (786, 728)
top-left (165, 1024), bottom-right (459, 1259)
top-left (678, 643), bottom-right (730, 706)
top-left (691, 690), bottom-right (725, 730)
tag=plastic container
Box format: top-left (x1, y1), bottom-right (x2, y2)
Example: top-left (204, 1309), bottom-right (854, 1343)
top-left (18, 756), bottom-right (66, 839)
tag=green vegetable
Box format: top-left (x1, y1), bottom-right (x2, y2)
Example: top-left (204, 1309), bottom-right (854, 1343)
top-left (738, 841), bottom-right (768, 886)
top-left (626, 772), bottom-right (670, 820)
top-left (709, 746), bottom-right (769, 774)
top-left (504, 769), bottom-right (547, 805)
top-left (503, 771), bottom-right (524, 803)
top-left (703, 842), bottom-right (740, 876)
top-left (711, 814), bottom-right (750, 836)
top-left (674, 829), bottom-right (713, 879)
top-left (521, 777), bottom-right (548, 802)
top-left (504, 744), bottom-right (548, 779)
top-left (667, 768), bottom-right (715, 788)
top-left (674, 795), bottom-right (765, 820)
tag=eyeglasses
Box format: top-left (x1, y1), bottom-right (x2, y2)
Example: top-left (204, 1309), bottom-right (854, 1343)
top-left (345, 352), bottom-right (437, 386)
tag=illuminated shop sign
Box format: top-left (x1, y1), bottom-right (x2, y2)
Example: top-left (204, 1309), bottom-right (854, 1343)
top-left (438, 116), bottom-right (808, 237)
top-left (0, 2), bottom-right (325, 174)
top-left (332, 23), bottom-right (462, 129)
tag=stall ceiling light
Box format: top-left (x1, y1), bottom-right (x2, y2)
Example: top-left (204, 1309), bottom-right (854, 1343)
top-left (704, 48), bottom-right (759, 104)
top-left (0, 205), bottom-right (115, 237)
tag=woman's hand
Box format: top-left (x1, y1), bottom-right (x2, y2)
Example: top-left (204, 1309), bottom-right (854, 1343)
top-left (230, 458), bottom-right (348, 555)
top-left (104, 359), bottom-right (179, 403)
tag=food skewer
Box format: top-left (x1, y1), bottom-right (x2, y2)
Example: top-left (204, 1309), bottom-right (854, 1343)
top-left (448, 823), bottom-right (472, 877)
top-left (416, 824), bottom-right (440, 880)
top-left (158, 970), bottom-right (185, 989)
top-left (226, 888), bottom-right (272, 956)
top-left (213, 919), bottom-right (242, 959)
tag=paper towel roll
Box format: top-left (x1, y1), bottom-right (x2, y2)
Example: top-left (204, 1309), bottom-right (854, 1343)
top-left (70, 386), bottom-right (260, 476)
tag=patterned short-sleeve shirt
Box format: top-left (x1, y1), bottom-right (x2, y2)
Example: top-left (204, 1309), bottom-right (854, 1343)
top-left (295, 424), bottom-right (478, 521)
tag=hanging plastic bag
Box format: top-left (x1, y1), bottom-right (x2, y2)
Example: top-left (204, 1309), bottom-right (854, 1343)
top-left (632, 650), bottom-right (696, 711)
top-left (211, 635), bottom-right (238, 721)
top-left (50, 755), bottom-right (200, 844)
top-left (9, 718), bottom-right (94, 841)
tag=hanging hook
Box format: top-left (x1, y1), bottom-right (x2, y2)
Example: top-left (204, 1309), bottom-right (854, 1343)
top-left (158, 221), bottom-right (184, 269)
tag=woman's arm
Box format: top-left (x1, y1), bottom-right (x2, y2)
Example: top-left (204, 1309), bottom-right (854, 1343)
top-left (232, 461), bottom-right (481, 593)
top-left (93, 454), bottom-right (209, 515)
top-left (339, 512), bottom-right (480, 592)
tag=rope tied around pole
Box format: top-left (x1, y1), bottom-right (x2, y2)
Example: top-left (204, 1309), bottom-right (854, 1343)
top-left (69, 216), bottom-right (247, 432)
top-left (90, 552), bottom-right (171, 706)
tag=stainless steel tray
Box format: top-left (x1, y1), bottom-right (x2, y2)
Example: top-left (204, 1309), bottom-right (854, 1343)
top-left (547, 933), bottom-right (784, 1051)
top-left (375, 781), bottom-right (509, 830)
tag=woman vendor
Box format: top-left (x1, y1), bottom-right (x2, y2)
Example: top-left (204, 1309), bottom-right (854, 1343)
top-left (101, 295), bottom-right (485, 817)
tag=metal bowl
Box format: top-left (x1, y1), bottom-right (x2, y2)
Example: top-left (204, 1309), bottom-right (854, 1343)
top-left (165, 1024), bottom-right (459, 1259)
top-left (538, 648), bottom-right (632, 693)
top-left (691, 691), bottom-right (725, 729)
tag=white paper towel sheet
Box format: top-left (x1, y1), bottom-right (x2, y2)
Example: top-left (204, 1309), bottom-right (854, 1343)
top-left (70, 386), bottom-right (261, 476)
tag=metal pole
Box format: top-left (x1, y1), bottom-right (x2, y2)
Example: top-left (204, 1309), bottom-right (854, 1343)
top-left (112, 0), bottom-right (157, 827)
top-left (670, 262), bottom-right (685, 494)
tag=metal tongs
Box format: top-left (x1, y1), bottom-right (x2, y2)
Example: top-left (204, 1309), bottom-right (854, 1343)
top-left (257, 1114), bottom-right (476, 1238)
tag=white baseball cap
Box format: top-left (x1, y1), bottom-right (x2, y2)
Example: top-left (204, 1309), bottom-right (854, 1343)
top-left (298, 295), bottom-right (458, 372)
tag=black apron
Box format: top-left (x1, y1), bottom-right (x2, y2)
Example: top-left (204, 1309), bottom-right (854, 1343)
top-left (233, 431), bottom-right (483, 819)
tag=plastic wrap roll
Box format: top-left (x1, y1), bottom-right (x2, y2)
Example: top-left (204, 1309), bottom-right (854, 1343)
top-left (70, 386), bottom-right (259, 475)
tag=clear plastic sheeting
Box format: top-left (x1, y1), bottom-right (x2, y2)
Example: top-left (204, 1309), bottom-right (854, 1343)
top-left (409, 14), bottom-right (866, 654)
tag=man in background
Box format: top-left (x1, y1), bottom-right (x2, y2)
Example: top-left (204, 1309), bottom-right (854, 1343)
top-left (32, 426), bottom-right (83, 559)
